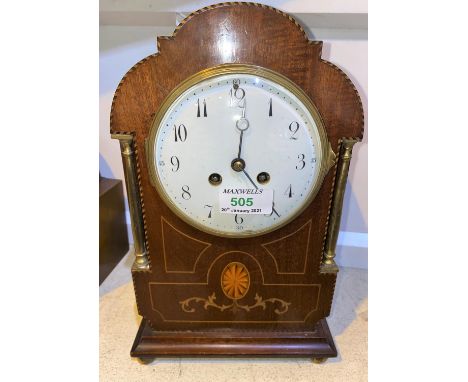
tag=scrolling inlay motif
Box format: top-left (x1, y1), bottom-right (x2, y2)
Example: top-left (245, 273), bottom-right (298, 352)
top-left (180, 292), bottom-right (291, 315)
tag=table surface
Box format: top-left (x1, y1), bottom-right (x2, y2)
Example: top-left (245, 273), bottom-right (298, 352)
top-left (100, 250), bottom-right (368, 382)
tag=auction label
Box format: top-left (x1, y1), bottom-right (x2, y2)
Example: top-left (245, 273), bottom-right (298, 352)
top-left (219, 188), bottom-right (273, 214)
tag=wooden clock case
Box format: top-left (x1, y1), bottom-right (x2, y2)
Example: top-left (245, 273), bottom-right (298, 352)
top-left (110, 2), bottom-right (364, 360)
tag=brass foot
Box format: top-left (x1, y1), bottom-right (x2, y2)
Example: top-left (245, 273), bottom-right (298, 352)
top-left (137, 357), bottom-right (155, 365)
top-left (312, 357), bottom-right (327, 364)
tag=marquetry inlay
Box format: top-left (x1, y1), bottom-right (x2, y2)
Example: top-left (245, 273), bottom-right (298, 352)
top-left (221, 262), bottom-right (250, 300)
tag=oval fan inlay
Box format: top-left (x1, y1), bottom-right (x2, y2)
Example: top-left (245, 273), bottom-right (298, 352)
top-left (221, 262), bottom-right (250, 300)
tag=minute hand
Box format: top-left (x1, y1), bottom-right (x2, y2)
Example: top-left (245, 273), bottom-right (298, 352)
top-left (242, 169), bottom-right (280, 217)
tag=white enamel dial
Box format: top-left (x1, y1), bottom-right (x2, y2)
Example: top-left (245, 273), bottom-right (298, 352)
top-left (152, 70), bottom-right (326, 237)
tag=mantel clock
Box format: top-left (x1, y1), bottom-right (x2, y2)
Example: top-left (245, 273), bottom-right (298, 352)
top-left (111, 2), bottom-right (364, 362)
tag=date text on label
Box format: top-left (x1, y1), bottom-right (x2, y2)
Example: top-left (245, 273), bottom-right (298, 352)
top-left (219, 188), bottom-right (273, 214)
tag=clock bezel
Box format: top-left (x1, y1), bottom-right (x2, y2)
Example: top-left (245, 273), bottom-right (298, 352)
top-left (146, 63), bottom-right (335, 238)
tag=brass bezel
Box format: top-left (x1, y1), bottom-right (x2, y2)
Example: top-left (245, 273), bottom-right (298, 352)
top-left (147, 63), bottom-right (334, 238)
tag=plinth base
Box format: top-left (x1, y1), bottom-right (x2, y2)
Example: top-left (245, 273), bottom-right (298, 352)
top-left (131, 319), bottom-right (337, 359)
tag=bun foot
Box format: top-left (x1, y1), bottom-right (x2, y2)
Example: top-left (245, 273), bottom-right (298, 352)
top-left (137, 357), bottom-right (155, 365)
top-left (312, 357), bottom-right (327, 364)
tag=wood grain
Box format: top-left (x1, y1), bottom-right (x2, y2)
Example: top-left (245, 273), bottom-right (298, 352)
top-left (131, 318), bottom-right (337, 358)
top-left (110, 2), bottom-right (364, 357)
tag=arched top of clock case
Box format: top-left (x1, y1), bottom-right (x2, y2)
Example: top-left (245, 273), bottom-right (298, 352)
top-left (110, 2), bottom-right (364, 143)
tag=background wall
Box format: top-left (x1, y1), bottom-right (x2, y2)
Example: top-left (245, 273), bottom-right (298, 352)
top-left (99, 0), bottom-right (368, 268)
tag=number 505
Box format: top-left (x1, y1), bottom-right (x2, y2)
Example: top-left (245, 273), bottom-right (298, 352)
top-left (230, 197), bottom-right (253, 207)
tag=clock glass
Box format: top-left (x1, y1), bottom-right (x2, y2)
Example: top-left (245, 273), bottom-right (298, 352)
top-left (149, 66), bottom-right (329, 237)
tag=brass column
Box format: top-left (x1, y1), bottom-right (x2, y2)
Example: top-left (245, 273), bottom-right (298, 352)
top-left (321, 138), bottom-right (358, 273)
top-left (112, 134), bottom-right (149, 270)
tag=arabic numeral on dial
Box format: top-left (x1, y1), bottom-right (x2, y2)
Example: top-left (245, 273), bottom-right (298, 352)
top-left (197, 98), bottom-right (207, 117)
top-left (181, 185), bottom-right (191, 200)
top-left (204, 204), bottom-right (213, 218)
top-left (158, 160), bottom-right (165, 166)
top-left (229, 87), bottom-right (245, 101)
top-left (229, 80), bottom-right (245, 107)
top-left (173, 124), bottom-right (187, 142)
top-left (264, 202), bottom-right (280, 217)
top-left (289, 121), bottom-right (299, 140)
top-left (296, 154), bottom-right (306, 170)
top-left (311, 157), bottom-right (317, 163)
top-left (285, 184), bottom-right (293, 198)
top-left (170, 156), bottom-right (179, 172)
top-left (234, 214), bottom-right (244, 225)
top-left (273, 207), bottom-right (280, 217)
